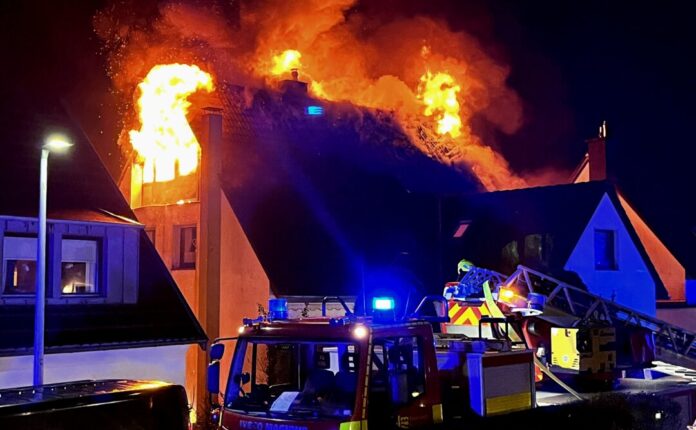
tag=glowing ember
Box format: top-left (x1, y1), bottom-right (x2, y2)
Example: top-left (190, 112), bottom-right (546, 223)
top-left (418, 71), bottom-right (462, 138)
top-left (271, 50), bottom-right (302, 76)
top-left (129, 63), bottom-right (213, 183)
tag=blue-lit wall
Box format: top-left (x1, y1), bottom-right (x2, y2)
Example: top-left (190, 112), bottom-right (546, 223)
top-left (565, 193), bottom-right (656, 315)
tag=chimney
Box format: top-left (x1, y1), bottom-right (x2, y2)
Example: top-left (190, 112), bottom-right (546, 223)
top-left (279, 68), bottom-right (308, 100)
top-left (195, 106), bottom-right (223, 423)
top-left (586, 121), bottom-right (608, 181)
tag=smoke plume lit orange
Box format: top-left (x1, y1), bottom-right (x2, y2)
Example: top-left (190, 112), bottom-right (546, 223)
top-left (97, 0), bottom-right (528, 190)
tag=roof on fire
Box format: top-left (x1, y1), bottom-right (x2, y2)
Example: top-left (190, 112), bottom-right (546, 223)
top-left (216, 82), bottom-right (482, 297)
top-left (440, 180), bottom-right (668, 299)
top-left (0, 94), bottom-right (206, 356)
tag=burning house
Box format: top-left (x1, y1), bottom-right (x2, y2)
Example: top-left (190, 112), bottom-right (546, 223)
top-left (98, 0), bottom-right (696, 421)
top-left (118, 68), bottom-right (486, 416)
top-left (0, 96), bottom-right (205, 390)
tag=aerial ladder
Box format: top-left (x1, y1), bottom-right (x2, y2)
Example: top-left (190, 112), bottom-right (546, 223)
top-left (503, 265), bottom-right (696, 371)
top-left (444, 263), bottom-right (696, 387)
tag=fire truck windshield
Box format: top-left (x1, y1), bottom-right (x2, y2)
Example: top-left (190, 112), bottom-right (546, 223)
top-left (225, 339), bottom-right (360, 420)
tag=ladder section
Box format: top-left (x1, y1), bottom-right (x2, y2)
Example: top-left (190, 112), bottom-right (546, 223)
top-left (505, 265), bottom-right (696, 368)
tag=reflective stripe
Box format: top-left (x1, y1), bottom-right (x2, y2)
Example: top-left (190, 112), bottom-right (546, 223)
top-left (432, 404), bottom-right (444, 424)
top-left (340, 420), bottom-right (368, 430)
top-left (485, 392), bottom-right (532, 415)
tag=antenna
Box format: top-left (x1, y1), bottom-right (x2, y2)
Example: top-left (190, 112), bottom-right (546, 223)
top-left (599, 120), bottom-right (607, 138)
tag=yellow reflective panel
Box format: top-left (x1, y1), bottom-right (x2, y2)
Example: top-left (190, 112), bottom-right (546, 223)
top-left (432, 403), bottom-right (444, 423)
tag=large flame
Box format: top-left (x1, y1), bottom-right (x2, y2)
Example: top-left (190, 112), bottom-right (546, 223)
top-left (271, 50), bottom-right (302, 76)
top-left (100, 1), bottom-right (529, 190)
top-left (418, 71), bottom-right (462, 138)
top-left (129, 64), bottom-right (213, 183)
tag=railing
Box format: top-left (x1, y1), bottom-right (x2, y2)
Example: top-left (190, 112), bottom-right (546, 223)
top-left (505, 265), bottom-right (696, 367)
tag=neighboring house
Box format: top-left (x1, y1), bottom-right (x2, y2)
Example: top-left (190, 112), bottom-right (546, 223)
top-left (441, 181), bottom-right (667, 316)
top-left (0, 99), bottom-right (205, 392)
top-left (571, 131), bottom-right (696, 328)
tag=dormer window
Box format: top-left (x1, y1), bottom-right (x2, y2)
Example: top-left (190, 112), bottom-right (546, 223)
top-left (60, 239), bottom-right (99, 295)
top-left (0, 218), bottom-right (139, 305)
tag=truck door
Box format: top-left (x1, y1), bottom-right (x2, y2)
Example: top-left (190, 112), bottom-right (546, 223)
top-left (368, 336), bottom-right (430, 428)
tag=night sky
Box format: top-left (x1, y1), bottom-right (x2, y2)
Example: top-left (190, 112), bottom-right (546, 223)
top-left (1, 0), bottom-right (694, 232)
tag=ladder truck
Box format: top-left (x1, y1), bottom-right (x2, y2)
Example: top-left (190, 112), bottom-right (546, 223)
top-left (444, 263), bottom-right (696, 389)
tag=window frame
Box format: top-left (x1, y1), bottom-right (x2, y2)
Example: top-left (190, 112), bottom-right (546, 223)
top-left (58, 236), bottom-right (103, 297)
top-left (594, 229), bottom-right (618, 271)
top-left (2, 234), bottom-right (39, 297)
top-left (172, 224), bottom-right (197, 270)
top-left (369, 335), bottom-right (426, 405)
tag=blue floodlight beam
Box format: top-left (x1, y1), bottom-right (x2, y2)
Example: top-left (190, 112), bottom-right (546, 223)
top-left (372, 297), bottom-right (395, 311)
top-left (306, 105), bottom-right (324, 116)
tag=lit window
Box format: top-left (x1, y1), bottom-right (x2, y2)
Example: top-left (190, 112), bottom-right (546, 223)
top-left (595, 229), bottom-right (617, 271)
top-left (3, 236), bottom-right (37, 295)
top-left (453, 222), bottom-right (470, 238)
top-left (61, 239), bottom-right (99, 295)
top-left (173, 225), bottom-right (196, 269)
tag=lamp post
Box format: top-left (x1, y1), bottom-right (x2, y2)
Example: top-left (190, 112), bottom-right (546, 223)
top-left (33, 133), bottom-right (72, 388)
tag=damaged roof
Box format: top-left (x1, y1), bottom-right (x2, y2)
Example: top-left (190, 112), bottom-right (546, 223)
top-left (0, 95), bottom-right (206, 355)
top-left (216, 83), bottom-right (481, 297)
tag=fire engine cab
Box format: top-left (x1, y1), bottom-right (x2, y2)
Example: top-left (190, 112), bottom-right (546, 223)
top-left (207, 296), bottom-right (536, 429)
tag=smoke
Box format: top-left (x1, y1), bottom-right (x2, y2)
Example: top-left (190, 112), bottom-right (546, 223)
top-left (95, 0), bottom-right (529, 190)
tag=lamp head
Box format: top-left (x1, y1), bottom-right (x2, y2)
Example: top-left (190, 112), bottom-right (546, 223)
top-left (44, 133), bottom-right (73, 152)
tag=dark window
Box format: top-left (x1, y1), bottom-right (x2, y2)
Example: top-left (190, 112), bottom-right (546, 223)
top-left (370, 336), bottom-right (425, 406)
top-left (3, 236), bottom-right (37, 295)
top-left (61, 239), bottom-right (99, 295)
top-left (173, 225), bottom-right (196, 269)
top-left (595, 229), bottom-right (617, 270)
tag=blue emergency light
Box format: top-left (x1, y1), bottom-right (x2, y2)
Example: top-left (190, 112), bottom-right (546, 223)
top-left (268, 298), bottom-right (288, 320)
top-left (372, 297), bottom-right (395, 311)
top-left (306, 105), bottom-right (324, 116)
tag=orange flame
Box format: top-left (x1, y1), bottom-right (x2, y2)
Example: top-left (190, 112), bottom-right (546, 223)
top-left (418, 71), bottom-right (462, 138)
top-left (129, 63), bottom-right (213, 183)
top-left (271, 50), bottom-right (302, 76)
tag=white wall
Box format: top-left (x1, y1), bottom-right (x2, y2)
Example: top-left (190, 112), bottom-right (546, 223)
top-left (0, 344), bottom-right (189, 392)
top-left (565, 193), bottom-right (656, 315)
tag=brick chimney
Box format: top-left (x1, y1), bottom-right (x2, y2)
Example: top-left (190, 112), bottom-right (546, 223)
top-left (586, 121), bottom-right (608, 181)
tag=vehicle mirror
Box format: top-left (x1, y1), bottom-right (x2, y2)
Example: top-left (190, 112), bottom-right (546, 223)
top-left (233, 372), bottom-right (251, 386)
top-left (210, 343), bottom-right (225, 360)
top-left (207, 362), bottom-right (220, 395)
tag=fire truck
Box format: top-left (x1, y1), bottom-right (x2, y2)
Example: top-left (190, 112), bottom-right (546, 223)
top-left (206, 296), bottom-right (536, 429)
top-left (443, 263), bottom-right (696, 389)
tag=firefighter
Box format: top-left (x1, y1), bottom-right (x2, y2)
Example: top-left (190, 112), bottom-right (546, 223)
top-left (457, 258), bottom-right (475, 277)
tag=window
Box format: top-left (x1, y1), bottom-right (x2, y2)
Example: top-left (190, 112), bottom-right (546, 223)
top-left (3, 236), bottom-right (37, 295)
top-left (370, 336), bottom-right (425, 406)
top-left (453, 221), bottom-right (471, 238)
top-left (173, 225), bottom-right (196, 269)
top-left (595, 229), bottom-right (617, 270)
top-left (61, 239), bottom-right (99, 295)
top-left (227, 340), bottom-right (359, 419)
top-left (145, 227), bottom-right (156, 245)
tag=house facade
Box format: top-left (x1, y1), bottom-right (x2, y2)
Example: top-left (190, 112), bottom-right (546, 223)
top-left (0, 99), bottom-right (205, 399)
top-left (442, 181), bottom-right (665, 316)
top-left (572, 132), bottom-right (696, 328)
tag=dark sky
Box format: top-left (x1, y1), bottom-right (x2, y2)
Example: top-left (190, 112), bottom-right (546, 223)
top-left (1, 0), bottom-right (694, 229)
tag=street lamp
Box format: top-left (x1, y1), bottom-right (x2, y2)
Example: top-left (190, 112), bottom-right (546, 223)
top-left (33, 133), bottom-right (72, 388)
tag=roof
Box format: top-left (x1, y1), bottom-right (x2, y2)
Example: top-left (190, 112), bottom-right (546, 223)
top-left (0, 95), bottom-right (206, 355)
top-left (441, 181), bottom-right (668, 298)
top-left (216, 83), bottom-right (481, 297)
